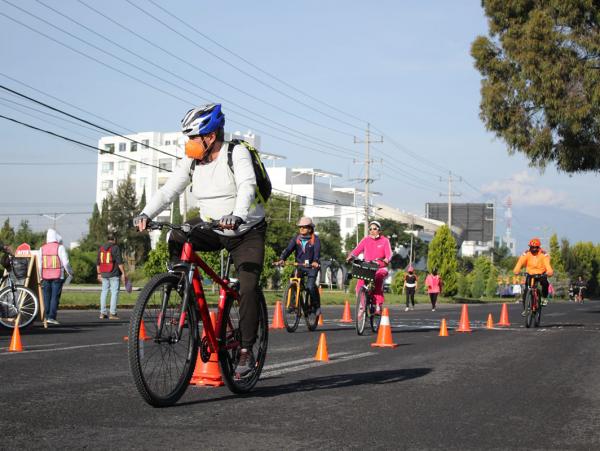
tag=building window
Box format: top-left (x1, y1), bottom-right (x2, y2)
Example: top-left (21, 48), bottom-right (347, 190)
top-left (129, 164), bottom-right (137, 175)
top-left (118, 142), bottom-right (126, 152)
top-left (117, 161), bottom-right (126, 171)
top-left (101, 162), bottom-right (114, 173)
top-left (102, 180), bottom-right (113, 190)
top-left (346, 218), bottom-right (354, 228)
top-left (300, 196), bottom-right (307, 206)
top-left (131, 142), bottom-right (138, 152)
top-left (103, 143), bottom-right (115, 154)
top-left (165, 140), bottom-right (171, 146)
top-left (142, 139), bottom-right (149, 149)
top-left (159, 158), bottom-right (172, 173)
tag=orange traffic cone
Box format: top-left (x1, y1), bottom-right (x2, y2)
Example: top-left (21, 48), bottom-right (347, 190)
top-left (318, 313), bottom-right (324, 326)
top-left (341, 300), bottom-right (352, 323)
top-left (371, 308), bottom-right (399, 348)
top-left (497, 303), bottom-right (511, 327)
top-left (455, 304), bottom-right (472, 333)
top-left (139, 320), bottom-right (150, 341)
top-left (270, 300), bottom-right (284, 329)
top-left (314, 332), bottom-right (329, 362)
top-left (9, 326), bottom-right (23, 352)
top-left (191, 312), bottom-right (224, 387)
top-left (439, 318), bottom-right (449, 337)
top-left (486, 313), bottom-right (494, 329)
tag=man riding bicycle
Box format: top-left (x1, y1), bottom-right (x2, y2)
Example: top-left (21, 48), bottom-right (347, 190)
top-left (134, 103), bottom-right (266, 378)
top-left (346, 220), bottom-right (392, 314)
top-left (275, 217), bottom-right (321, 317)
top-left (513, 238), bottom-right (554, 316)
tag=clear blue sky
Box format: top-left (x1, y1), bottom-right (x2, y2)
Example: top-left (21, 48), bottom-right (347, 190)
top-left (1, 0), bottom-right (598, 245)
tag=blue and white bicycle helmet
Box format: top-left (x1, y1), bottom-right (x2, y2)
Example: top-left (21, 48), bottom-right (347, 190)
top-left (181, 103), bottom-right (225, 137)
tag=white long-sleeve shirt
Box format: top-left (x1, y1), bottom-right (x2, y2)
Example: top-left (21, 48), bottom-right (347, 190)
top-left (142, 141), bottom-right (264, 236)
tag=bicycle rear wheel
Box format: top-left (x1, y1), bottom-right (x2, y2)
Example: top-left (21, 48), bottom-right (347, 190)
top-left (525, 291), bottom-right (534, 328)
top-left (219, 290), bottom-right (268, 394)
top-left (128, 272), bottom-right (198, 407)
top-left (283, 282), bottom-right (301, 332)
top-left (303, 290), bottom-right (318, 331)
top-left (0, 286), bottom-right (38, 329)
top-left (356, 286), bottom-right (367, 335)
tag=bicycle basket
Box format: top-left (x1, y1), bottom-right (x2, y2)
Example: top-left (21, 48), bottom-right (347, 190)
top-left (11, 257), bottom-right (29, 280)
top-left (351, 261), bottom-right (379, 282)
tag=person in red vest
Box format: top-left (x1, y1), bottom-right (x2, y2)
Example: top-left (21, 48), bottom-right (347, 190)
top-left (96, 234), bottom-right (127, 320)
top-left (41, 229), bottom-right (73, 325)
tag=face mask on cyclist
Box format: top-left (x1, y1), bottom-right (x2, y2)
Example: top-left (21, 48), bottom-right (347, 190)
top-left (185, 135), bottom-right (215, 160)
top-left (530, 246), bottom-right (539, 255)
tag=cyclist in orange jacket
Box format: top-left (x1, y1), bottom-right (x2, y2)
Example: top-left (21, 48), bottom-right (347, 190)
top-left (513, 238), bottom-right (553, 315)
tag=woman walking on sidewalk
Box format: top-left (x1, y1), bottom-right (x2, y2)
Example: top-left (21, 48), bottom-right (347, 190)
top-left (404, 266), bottom-right (417, 311)
top-left (425, 268), bottom-right (442, 312)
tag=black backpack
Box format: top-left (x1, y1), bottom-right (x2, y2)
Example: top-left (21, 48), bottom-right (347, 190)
top-left (226, 139), bottom-right (272, 204)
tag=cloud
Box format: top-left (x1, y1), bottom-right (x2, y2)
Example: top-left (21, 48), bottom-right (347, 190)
top-left (481, 171), bottom-right (569, 207)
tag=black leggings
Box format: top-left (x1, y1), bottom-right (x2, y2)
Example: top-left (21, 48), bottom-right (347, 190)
top-left (405, 287), bottom-right (415, 307)
top-left (429, 293), bottom-right (438, 309)
top-left (299, 267), bottom-right (320, 309)
top-left (168, 219), bottom-right (266, 348)
top-left (522, 274), bottom-right (549, 307)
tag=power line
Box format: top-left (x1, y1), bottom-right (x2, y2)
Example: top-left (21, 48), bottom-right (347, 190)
top-left (0, 114), bottom-right (170, 172)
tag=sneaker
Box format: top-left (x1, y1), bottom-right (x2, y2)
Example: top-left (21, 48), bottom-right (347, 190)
top-left (46, 319), bottom-right (60, 325)
top-left (541, 298), bottom-right (548, 306)
top-left (235, 349), bottom-right (255, 379)
top-left (404, 307), bottom-right (409, 312)
top-left (410, 306), bottom-right (414, 311)
top-left (521, 310), bottom-right (527, 317)
top-left (432, 308), bottom-right (436, 312)
top-left (109, 314), bottom-right (119, 320)
top-left (99, 313), bottom-right (108, 319)
top-left (374, 305), bottom-right (382, 315)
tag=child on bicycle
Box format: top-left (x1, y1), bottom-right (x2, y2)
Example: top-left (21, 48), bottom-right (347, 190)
top-left (276, 217), bottom-right (321, 316)
top-left (513, 238), bottom-right (553, 316)
top-left (346, 220), bottom-right (392, 314)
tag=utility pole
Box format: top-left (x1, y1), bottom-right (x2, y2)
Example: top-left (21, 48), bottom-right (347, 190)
top-left (353, 123), bottom-right (383, 237)
top-left (439, 171), bottom-right (461, 229)
top-left (42, 213), bottom-right (65, 229)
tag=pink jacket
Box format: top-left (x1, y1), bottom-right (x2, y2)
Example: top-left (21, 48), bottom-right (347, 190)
top-left (425, 274), bottom-right (442, 294)
top-left (350, 235), bottom-right (392, 267)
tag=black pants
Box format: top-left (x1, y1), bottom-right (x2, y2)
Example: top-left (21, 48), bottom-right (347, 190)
top-left (299, 267), bottom-right (320, 309)
top-left (405, 287), bottom-right (415, 307)
top-left (522, 274), bottom-right (549, 307)
top-left (168, 219), bottom-right (266, 349)
top-left (429, 293), bottom-right (438, 309)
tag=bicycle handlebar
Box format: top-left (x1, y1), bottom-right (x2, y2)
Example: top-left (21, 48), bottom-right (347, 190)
top-left (145, 219), bottom-right (222, 234)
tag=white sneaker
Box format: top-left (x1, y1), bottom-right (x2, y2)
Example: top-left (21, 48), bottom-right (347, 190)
top-left (404, 307), bottom-right (409, 312)
top-left (431, 308), bottom-right (436, 312)
top-left (46, 319), bottom-right (60, 325)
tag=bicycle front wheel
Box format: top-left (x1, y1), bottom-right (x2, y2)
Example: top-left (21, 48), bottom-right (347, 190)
top-left (534, 303), bottom-right (542, 327)
top-left (219, 290), bottom-right (268, 394)
top-left (356, 286), bottom-right (367, 335)
top-left (283, 282), bottom-right (301, 333)
top-left (303, 290), bottom-right (318, 332)
top-left (0, 286), bottom-right (38, 329)
top-left (370, 302), bottom-right (381, 333)
top-left (524, 291), bottom-right (534, 329)
top-left (128, 272), bottom-right (198, 407)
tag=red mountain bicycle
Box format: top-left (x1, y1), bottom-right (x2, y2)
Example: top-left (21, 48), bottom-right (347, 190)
top-left (128, 220), bottom-right (268, 407)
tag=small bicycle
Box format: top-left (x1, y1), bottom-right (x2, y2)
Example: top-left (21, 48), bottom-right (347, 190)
top-left (128, 220), bottom-right (268, 407)
top-left (350, 258), bottom-right (382, 335)
top-left (0, 250), bottom-right (39, 329)
top-left (524, 273), bottom-right (544, 328)
top-left (276, 261), bottom-right (319, 333)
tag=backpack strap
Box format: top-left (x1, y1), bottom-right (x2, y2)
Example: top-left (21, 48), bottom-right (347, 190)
top-left (227, 139), bottom-right (243, 174)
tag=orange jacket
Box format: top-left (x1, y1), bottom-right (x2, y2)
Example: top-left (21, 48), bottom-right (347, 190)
top-left (513, 249), bottom-right (553, 277)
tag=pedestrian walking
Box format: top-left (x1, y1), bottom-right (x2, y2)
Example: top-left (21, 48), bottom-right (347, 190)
top-left (404, 266), bottom-right (417, 311)
top-left (425, 268), bottom-right (442, 312)
top-left (40, 229), bottom-right (73, 325)
top-left (97, 234), bottom-right (127, 320)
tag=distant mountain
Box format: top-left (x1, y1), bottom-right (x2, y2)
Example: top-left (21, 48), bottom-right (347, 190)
top-left (508, 206), bottom-right (600, 250)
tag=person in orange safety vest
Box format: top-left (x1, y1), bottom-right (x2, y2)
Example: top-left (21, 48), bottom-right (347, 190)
top-left (513, 238), bottom-right (553, 316)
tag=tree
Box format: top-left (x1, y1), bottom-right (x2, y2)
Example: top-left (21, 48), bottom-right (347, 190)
top-left (316, 219), bottom-right (344, 262)
top-left (471, 257), bottom-right (492, 298)
top-left (264, 194), bottom-right (303, 257)
top-left (427, 225), bottom-right (459, 296)
top-left (549, 233), bottom-right (565, 273)
top-left (471, 1), bottom-right (600, 172)
top-left (79, 202), bottom-right (109, 252)
top-left (0, 218), bottom-right (15, 245)
top-left (143, 240), bottom-right (169, 278)
top-left (486, 265), bottom-right (499, 298)
top-left (14, 220), bottom-right (45, 248)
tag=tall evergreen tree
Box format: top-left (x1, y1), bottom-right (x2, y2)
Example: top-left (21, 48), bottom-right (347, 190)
top-left (0, 218), bottom-right (15, 246)
top-left (549, 233), bottom-right (565, 273)
top-left (316, 219), bottom-right (344, 262)
top-left (427, 225), bottom-right (458, 296)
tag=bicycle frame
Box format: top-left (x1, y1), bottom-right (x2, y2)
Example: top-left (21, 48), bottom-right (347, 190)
top-left (168, 241), bottom-right (240, 356)
top-left (528, 277), bottom-right (540, 312)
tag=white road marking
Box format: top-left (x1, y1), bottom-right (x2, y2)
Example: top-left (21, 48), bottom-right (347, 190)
top-left (261, 352), bottom-right (375, 379)
top-left (0, 341), bottom-right (122, 356)
top-left (263, 352), bottom-right (351, 371)
top-left (0, 343), bottom-right (63, 351)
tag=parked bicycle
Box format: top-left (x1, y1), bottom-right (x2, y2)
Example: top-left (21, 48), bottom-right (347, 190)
top-left (0, 249), bottom-right (39, 329)
top-left (275, 261), bottom-right (319, 333)
top-left (524, 273), bottom-right (544, 328)
top-left (128, 220), bottom-right (268, 407)
top-left (349, 258), bottom-right (382, 335)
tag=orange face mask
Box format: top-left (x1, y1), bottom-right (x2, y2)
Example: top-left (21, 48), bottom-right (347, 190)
top-left (185, 138), bottom-right (207, 159)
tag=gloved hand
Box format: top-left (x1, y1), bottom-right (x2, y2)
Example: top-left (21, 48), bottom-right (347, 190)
top-left (219, 214), bottom-right (243, 230)
top-left (133, 213), bottom-right (149, 231)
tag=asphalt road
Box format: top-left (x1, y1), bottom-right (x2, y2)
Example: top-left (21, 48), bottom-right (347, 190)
top-left (2, 300), bottom-right (600, 450)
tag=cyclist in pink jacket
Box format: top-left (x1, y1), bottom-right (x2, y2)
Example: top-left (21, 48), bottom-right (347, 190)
top-left (346, 220), bottom-right (392, 314)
